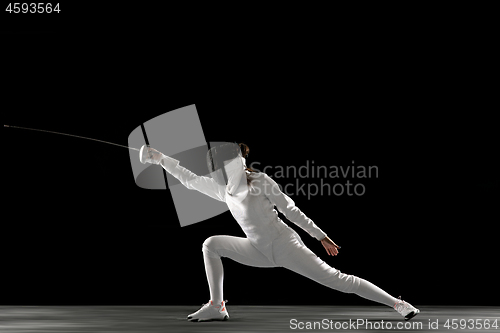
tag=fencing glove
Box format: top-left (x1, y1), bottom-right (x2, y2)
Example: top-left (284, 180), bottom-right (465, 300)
top-left (139, 145), bottom-right (164, 165)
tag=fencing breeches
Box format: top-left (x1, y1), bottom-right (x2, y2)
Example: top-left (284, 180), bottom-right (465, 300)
top-left (201, 230), bottom-right (398, 307)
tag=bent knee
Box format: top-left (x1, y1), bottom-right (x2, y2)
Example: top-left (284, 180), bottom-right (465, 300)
top-left (202, 236), bottom-right (221, 258)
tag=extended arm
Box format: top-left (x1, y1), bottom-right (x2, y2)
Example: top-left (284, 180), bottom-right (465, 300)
top-left (142, 146), bottom-right (226, 202)
top-left (160, 155), bottom-right (226, 202)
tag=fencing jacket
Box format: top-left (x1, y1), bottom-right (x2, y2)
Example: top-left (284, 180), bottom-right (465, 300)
top-left (160, 155), bottom-right (328, 263)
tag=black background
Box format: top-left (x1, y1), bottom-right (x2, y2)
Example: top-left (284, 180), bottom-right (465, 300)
top-left (2, 4), bottom-right (498, 306)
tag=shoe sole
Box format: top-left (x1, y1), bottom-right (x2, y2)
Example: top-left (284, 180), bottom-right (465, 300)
top-left (187, 315), bottom-right (229, 322)
top-left (405, 309), bottom-right (420, 321)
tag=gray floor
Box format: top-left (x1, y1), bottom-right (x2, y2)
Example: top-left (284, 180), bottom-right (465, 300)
top-left (0, 305), bottom-right (498, 332)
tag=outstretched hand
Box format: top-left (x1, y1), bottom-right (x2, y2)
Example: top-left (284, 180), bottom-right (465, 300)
top-left (320, 236), bottom-right (341, 256)
top-left (148, 147), bottom-right (163, 163)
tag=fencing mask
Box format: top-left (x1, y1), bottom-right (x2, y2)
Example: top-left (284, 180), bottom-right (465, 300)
top-left (207, 142), bottom-right (248, 200)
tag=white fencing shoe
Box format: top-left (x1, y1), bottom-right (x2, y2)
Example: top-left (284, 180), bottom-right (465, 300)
top-left (187, 300), bottom-right (229, 322)
top-left (394, 296), bottom-right (420, 320)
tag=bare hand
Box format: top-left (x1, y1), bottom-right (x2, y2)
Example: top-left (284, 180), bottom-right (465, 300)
top-left (320, 236), bottom-right (341, 256)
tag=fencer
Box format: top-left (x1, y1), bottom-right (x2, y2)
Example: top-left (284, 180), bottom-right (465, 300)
top-left (140, 143), bottom-right (420, 322)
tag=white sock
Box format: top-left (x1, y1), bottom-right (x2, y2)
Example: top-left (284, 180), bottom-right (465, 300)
top-left (203, 253), bottom-right (223, 305)
top-left (355, 278), bottom-right (399, 307)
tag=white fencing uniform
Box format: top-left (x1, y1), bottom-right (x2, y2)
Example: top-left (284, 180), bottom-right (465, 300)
top-left (160, 155), bottom-right (398, 307)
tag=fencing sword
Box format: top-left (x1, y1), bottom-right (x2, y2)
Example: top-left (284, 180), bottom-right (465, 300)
top-left (4, 124), bottom-right (140, 151)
